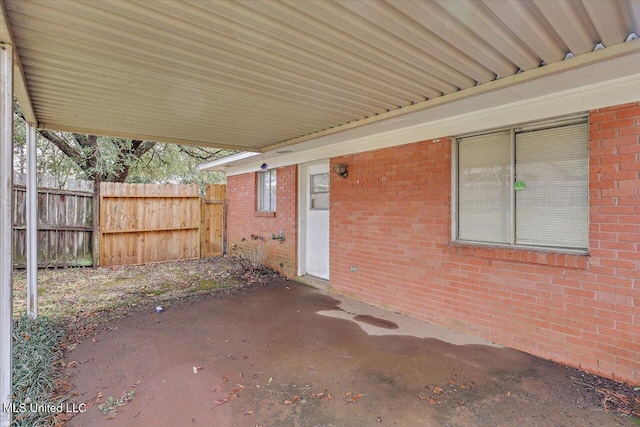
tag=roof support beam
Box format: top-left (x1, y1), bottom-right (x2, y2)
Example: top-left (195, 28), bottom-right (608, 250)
top-left (0, 0), bottom-right (35, 124)
top-left (26, 122), bottom-right (38, 319)
top-left (0, 41), bottom-right (14, 427)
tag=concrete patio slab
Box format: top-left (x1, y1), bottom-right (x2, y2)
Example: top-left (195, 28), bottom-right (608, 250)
top-left (64, 280), bottom-right (629, 426)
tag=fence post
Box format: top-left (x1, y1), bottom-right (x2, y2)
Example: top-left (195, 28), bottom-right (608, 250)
top-left (93, 181), bottom-right (100, 267)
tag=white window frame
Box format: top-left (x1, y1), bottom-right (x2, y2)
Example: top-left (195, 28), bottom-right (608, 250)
top-left (257, 169), bottom-right (276, 212)
top-left (310, 172), bottom-right (330, 210)
top-left (451, 116), bottom-right (589, 253)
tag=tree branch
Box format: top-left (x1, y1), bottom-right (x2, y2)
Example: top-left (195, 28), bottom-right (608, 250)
top-left (38, 129), bottom-right (83, 161)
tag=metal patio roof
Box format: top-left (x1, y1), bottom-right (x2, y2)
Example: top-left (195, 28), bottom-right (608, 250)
top-left (1, 0), bottom-right (639, 152)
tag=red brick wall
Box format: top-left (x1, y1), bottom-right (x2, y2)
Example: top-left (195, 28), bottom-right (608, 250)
top-left (330, 102), bottom-right (640, 385)
top-left (226, 165), bottom-right (297, 277)
top-left (225, 102), bottom-right (639, 384)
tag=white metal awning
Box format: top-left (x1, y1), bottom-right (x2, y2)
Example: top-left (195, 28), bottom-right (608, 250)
top-left (1, 0), bottom-right (639, 153)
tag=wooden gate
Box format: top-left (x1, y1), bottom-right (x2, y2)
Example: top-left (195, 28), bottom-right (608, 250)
top-left (99, 182), bottom-right (201, 266)
top-left (201, 184), bottom-right (226, 258)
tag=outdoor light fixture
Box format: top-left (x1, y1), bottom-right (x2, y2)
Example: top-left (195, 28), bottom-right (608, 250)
top-left (333, 163), bottom-right (348, 178)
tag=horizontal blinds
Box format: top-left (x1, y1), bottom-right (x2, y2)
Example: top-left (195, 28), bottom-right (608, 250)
top-left (458, 131), bottom-right (512, 244)
top-left (258, 170), bottom-right (276, 211)
top-left (515, 122), bottom-right (588, 249)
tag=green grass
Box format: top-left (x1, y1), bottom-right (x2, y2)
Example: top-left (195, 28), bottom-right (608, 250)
top-left (11, 315), bottom-right (66, 427)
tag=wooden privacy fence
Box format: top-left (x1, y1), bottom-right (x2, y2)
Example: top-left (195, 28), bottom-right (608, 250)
top-left (201, 184), bottom-right (226, 258)
top-left (99, 183), bottom-right (226, 266)
top-left (13, 173), bottom-right (94, 268)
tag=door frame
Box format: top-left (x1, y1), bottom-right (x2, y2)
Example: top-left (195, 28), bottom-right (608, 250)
top-left (297, 160), bottom-right (330, 278)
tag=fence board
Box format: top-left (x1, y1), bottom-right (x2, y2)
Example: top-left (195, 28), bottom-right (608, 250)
top-left (99, 182), bottom-right (201, 266)
top-left (201, 184), bottom-right (226, 258)
top-left (12, 173), bottom-right (94, 268)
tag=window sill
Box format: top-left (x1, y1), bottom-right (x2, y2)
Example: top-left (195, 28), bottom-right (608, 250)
top-left (254, 211), bottom-right (275, 218)
top-left (448, 241), bottom-right (588, 269)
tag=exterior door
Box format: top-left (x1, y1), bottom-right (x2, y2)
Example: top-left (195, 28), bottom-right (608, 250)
top-left (305, 163), bottom-right (330, 279)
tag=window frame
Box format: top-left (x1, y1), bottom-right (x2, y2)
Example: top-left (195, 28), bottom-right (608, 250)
top-left (451, 116), bottom-right (589, 254)
top-left (257, 169), bottom-right (276, 213)
top-left (309, 172), bottom-right (330, 211)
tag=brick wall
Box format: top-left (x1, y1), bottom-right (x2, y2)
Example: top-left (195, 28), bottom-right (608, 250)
top-left (226, 165), bottom-right (297, 277)
top-left (330, 102), bottom-right (640, 384)
top-left (224, 103), bottom-right (639, 384)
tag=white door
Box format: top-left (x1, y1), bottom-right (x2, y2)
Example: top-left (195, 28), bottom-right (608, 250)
top-left (304, 163), bottom-right (330, 279)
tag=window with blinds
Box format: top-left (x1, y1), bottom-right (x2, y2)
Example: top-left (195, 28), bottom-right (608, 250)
top-left (257, 169), bottom-right (276, 212)
top-left (455, 118), bottom-right (588, 251)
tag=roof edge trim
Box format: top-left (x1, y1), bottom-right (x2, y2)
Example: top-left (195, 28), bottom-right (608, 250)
top-left (198, 151), bottom-right (259, 171)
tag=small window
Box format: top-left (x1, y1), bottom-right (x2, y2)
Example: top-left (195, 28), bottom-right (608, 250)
top-left (257, 170), bottom-right (276, 212)
top-left (454, 118), bottom-right (588, 251)
top-left (310, 173), bottom-right (329, 210)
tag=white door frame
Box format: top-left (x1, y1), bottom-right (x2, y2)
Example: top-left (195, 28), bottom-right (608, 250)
top-left (297, 160), bottom-right (330, 277)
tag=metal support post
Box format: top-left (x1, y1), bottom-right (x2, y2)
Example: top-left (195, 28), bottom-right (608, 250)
top-left (26, 123), bottom-right (37, 318)
top-left (0, 42), bottom-right (15, 427)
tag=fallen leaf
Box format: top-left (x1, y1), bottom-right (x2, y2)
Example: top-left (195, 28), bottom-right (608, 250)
top-left (236, 383), bottom-right (246, 389)
top-left (433, 387), bottom-right (444, 395)
top-left (428, 397), bottom-right (441, 405)
top-left (284, 399), bottom-right (292, 405)
top-left (351, 394), bottom-right (363, 403)
top-left (244, 409), bottom-right (254, 415)
top-left (213, 398), bottom-right (230, 407)
top-left (267, 377), bottom-right (273, 386)
top-left (223, 374), bottom-right (230, 383)
top-left (211, 385), bottom-right (222, 393)
top-left (506, 391), bottom-right (511, 397)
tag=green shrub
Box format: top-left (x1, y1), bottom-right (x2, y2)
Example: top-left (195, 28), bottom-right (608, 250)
top-left (11, 315), bottom-right (65, 427)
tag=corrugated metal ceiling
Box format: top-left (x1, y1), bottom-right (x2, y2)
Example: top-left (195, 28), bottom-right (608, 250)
top-left (2, 0), bottom-right (639, 152)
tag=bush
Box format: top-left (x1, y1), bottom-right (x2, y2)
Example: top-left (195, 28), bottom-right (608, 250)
top-left (233, 235), bottom-right (267, 270)
top-left (11, 315), bottom-right (65, 427)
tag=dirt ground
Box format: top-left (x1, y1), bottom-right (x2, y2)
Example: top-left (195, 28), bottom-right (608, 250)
top-left (63, 280), bottom-right (637, 427)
